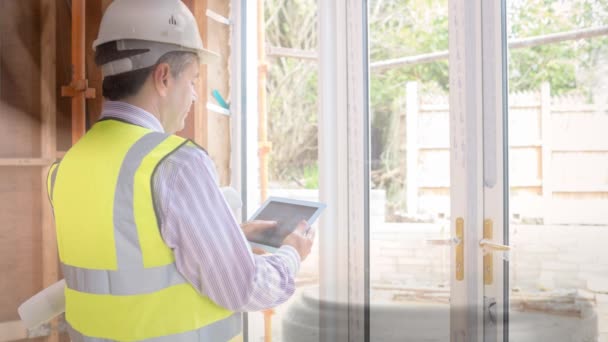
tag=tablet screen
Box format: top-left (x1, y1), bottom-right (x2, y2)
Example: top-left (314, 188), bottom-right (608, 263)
top-left (248, 201), bottom-right (320, 248)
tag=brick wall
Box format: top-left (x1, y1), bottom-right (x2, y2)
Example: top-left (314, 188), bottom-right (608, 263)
top-left (370, 222), bottom-right (608, 341)
top-left (262, 189), bottom-right (608, 339)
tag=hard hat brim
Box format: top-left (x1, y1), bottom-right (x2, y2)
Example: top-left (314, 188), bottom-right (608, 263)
top-left (199, 48), bottom-right (221, 65)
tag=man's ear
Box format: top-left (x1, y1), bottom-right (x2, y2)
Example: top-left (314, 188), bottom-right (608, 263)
top-left (153, 63), bottom-right (171, 97)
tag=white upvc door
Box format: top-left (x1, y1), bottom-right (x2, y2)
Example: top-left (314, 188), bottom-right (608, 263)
top-left (449, 0), bottom-right (509, 341)
top-left (234, 0), bottom-right (511, 340)
top-left (318, 0), bottom-right (510, 341)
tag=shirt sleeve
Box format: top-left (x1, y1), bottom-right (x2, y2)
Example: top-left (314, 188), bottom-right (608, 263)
top-left (152, 146), bottom-right (301, 311)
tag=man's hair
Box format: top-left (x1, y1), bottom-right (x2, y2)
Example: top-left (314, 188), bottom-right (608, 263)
top-left (95, 42), bottom-right (198, 101)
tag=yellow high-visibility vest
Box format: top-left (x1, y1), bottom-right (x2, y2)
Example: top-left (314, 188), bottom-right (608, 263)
top-left (48, 119), bottom-right (239, 341)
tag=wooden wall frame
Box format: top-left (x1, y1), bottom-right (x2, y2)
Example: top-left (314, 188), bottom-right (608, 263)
top-left (0, 1), bottom-right (232, 341)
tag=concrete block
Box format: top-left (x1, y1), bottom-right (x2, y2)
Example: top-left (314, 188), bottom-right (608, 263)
top-left (370, 265), bottom-right (397, 275)
top-left (597, 294), bottom-right (608, 305)
top-left (383, 273), bottom-right (416, 282)
top-left (372, 257), bottom-right (399, 267)
top-left (397, 258), bottom-right (432, 266)
top-left (513, 270), bottom-right (543, 282)
top-left (541, 261), bottom-right (579, 272)
top-left (514, 243), bottom-right (559, 254)
top-left (581, 264), bottom-right (608, 278)
top-left (379, 249), bottom-right (409, 257)
top-left (376, 241), bottom-right (403, 249)
top-left (588, 275), bottom-right (608, 293)
top-left (412, 249), bottom-right (442, 258)
top-left (576, 289), bottom-right (596, 300)
top-left (597, 295), bottom-right (608, 316)
top-left (395, 249), bottom-right (417, 258)
top-left (553, 276), bottom-right (584, 290)
top-left (598, 307), bottom-right (608, 317)
top-left (557, 252), bottom-right (595, 264)
top-left (370, 236), bottom-right (397, 243)
top-left (536, 270), bottom-right (556, 291)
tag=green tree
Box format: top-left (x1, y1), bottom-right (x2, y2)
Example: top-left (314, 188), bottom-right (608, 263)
top-left (264, 0), bottom-right (608, 188)
top-left (265, 0), bottom-right (319, 184)
top-left (507, 0), bottom-right (608, 96)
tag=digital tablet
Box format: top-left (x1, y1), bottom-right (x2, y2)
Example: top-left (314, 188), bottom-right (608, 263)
top-left (248, 197), bottom-right (326, 253)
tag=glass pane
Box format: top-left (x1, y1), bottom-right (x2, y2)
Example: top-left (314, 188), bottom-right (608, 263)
top-left (506, 1), bottom-right (608, 341)
top-left (369, 0), bottom-right (451, 340)
top-left (247, 1), bottom-right (320, 341)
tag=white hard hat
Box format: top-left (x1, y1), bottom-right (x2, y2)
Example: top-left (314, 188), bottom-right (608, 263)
top-left (94, 0), bottom-right (219, 76)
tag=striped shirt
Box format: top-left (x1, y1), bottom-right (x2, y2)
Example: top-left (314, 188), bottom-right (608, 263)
top-left (100, 101), bottom-right (300, 311)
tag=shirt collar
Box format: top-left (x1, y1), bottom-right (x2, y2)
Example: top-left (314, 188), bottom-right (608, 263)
top-left (99, 101), bottom-right (165, 133)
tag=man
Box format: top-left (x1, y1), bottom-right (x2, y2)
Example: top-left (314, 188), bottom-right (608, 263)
top-left (46, 0), bottom-right (315, 341)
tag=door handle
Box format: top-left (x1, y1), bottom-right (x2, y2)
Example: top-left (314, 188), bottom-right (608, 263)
top-left (427, 218), bottom-right (464, 281)
top-left (479, 239), bottom-right (511, 253)
top-left (480, 219), bottom-right (511, 285)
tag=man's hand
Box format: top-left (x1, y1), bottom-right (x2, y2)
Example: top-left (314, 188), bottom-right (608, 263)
top-left (282, 220), bottom-right (315, 262)
top-left (240, 220), bottom-right (278, 239)
top-left (240, 220), bottom-right (277, 255)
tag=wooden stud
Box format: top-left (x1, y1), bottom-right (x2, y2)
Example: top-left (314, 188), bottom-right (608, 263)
top-left (0, 321), bottom-right (27, 342)
top-left (69, 0), bottom-right (87, 144)
top-left (85, 0), bottom-right (105, 125)
top-left (40, 0), bottom-right (59, 341)
top-left (191, 0), bottom-right (209, 148)
top-left (0, 159), bottom-right (54, 166)
top-left (206, 0), bottom-right (232, 185)
top-left (40, 0), bottom-right (58, 276)
top-left (179, 0), bottom-right (233, 185)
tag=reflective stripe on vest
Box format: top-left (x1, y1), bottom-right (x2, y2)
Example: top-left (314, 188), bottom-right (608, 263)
top-left (61, 262), bottom-right (185, 295)
top-left (50, 120), bottom-right (237, 341)
top-left (66, 314), bottom-right (242, 342)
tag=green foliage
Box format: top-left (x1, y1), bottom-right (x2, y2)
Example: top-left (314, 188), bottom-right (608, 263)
top-left (265, 0), bottom-right (608, 187)
top-left (302, 165), bottom-right (319, 189)
top-left (369, 0), bottom-right (450, 114)
top-left (507, 0), bottom-right (608, 95)
top-left (265, 0), bottom-right (319, 184)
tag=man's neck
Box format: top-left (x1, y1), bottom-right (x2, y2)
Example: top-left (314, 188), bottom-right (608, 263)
top-left (121, 97), bottom-right (162, 124)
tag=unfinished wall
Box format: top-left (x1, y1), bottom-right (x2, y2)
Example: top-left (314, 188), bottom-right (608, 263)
top-left (0, 1), bottom-right (52, 341)
top-left (369, 222), bottom-right (608, 341)
top-left (55, 1), bottom-right (72, 153)
top-left (0, 0), bottom-right (43, 323)
top-left (205, 0), bottom-right (232, 186)
top-left (181, 0), bottom-right (233, 185)
top-left (0, 1), bottom-right (232, 341)
top-left (0, 1), bottom-right (42, 159)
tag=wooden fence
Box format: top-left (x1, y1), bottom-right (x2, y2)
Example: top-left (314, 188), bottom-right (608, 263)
top-left (400, 82), bottom-right (608, 224)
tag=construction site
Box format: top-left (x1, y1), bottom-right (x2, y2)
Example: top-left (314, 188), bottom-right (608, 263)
top-left (1, 0), bottom-right (607, 341)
